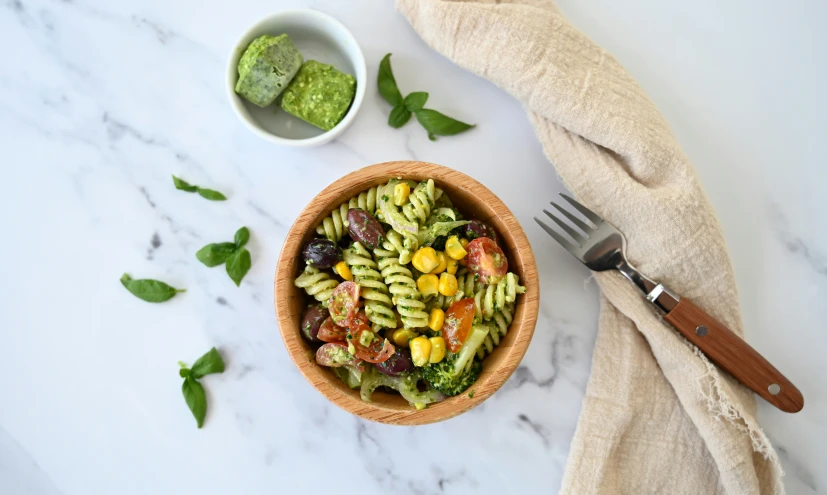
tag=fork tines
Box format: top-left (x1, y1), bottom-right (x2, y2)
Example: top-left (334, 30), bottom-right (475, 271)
top-left (534, 193), bottom-right (602, 252)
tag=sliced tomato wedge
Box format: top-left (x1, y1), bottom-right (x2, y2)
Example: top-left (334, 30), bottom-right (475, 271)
top-left (466, 237), bottom-right (508, 284)
top-left (315, 343), bottom-right (365, 372)
top-left (347, 313), bottom-right (395, 364)
top-left (443, 298), bottom-right (476, 353)
top-left (347, 311), bottom-right (371, 333)
top-left (328, 281), bottom-right (360, 327)
top-left (317, 316), bottom-right (348, 343)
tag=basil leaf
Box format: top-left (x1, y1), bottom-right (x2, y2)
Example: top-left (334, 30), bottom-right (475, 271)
top-left (414, 109), bottom-right (474, 140)
top-left (404, 92), bottom-right (428, 112)
top-left (189, 347), bottom-right (225, 379)
top-left (172, 175), bottom-right (198, 193)
top-left (196, 242), bottom-right (237, 267)
top-left (234, 226), bottom-right (250, 248)
top-left (173, 175), bottom-right (227, 200)
top-left (181, 377), bottom-right (207, 428)
top-left (388, 104), bottom-right (412, 128)
top-left (378, 53), bottom-right (403, 106)
top-left (226, 248), bottom-right (251, 287)
top-left (179, 368), bottom-right (191, 378)
top-left (120, 273), bottom-right (184, 303)
top-left (196, 188), bottom-right (227, 201)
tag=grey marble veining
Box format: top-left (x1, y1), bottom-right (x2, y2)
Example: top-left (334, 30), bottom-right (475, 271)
top-left (1, 0), bottom-right (824, 493)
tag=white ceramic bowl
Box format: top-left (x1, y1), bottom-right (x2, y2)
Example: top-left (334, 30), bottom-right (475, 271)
top-left (226, 10), bottom-right (367, 147)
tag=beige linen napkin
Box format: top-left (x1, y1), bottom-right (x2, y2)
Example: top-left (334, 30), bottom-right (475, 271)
top-left (396, 1), bottom-right (783, 493)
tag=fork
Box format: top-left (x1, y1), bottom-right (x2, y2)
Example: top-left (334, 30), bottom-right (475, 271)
top-left (535, 193), bottom-right (803, 413)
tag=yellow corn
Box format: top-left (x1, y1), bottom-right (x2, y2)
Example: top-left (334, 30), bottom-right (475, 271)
top-left (410, 336), bottom-right (432, 366)
top-left (445, 236), bottom-right (467, 260)
top-left (430, 251), bottom-right (448, 274)
top-left (393, 182), bottom-right (411, 206)
top-left (412, 247), bottom-right (440, 273)
top-left (438, 272), bottom-right (458, 297)
top-left (392, 329), bottom-right (417, 347)
top-left (428, 337), bottom-right (446, 363)
top-left (428, 308), bottom-right (445, 331)
top-left (446, 257), bottom-right (459, 275)
top-left (417, 274), bottom-right (439, 296)
top-left (460, 238), bottom-right (469, 249)
top-left (333, 261), bottom-right (352, 281)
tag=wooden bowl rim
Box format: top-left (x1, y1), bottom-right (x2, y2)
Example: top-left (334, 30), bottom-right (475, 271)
top-left (274, 161), bottom-right (540, 425)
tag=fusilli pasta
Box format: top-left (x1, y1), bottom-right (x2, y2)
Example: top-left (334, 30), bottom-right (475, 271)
top-left (477, 303), bottom-right (515, 359)
top-left (293, 266), bottom-right (338, 307)
top-left (476, 272), bottom-right (525, 320)
top-left (401, 179), bottom-right (436, 225)
top-left (344, 242), bottom-right (397, 330)
top-left (375, 246), bottom-right (429, 329)
top-left (315, 185), bottom-right (384, 242)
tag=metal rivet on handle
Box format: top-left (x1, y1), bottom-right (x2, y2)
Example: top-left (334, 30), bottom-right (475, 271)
top-left (768, 384), bottom-right (781, 395)
top-left (695, 325), bottom-right (709, 337)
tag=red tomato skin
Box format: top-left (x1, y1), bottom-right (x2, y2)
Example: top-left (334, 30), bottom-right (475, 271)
top-left (328, 281), bottom-right (361, 327)
top-left (317, 316), bottom-right (348, 343)
top-left (443, 298), bottom-right (476, 353)
top-left (346, 312), bottom-right (395, 363)
top-left (466, 238), bottom-right (508, 284)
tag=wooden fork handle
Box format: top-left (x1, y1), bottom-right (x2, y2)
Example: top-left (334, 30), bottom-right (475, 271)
top-left (664, 298), bottom-right (803, 413)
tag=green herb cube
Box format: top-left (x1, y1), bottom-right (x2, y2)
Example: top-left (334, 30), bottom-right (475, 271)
top-left (281, 60), bottom-right (356, 131)
top-left (235, 34), bottom-right (303, 107)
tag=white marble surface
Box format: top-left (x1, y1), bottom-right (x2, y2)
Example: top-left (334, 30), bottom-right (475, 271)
top-left (1, 0), bottom-right (824, 493)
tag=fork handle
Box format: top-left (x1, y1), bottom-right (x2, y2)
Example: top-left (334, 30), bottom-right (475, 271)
top-left (663, 298), bottom-right (803, 413)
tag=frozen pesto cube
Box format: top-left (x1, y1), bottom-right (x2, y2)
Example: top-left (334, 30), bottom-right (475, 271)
top-left (235, 34), bottom-right (303, 107)
top-left (281, 60), bottom-right (356, 131)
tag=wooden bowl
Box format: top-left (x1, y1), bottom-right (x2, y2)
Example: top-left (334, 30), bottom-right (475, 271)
top-left (275, 161), bottom-right (539, 425)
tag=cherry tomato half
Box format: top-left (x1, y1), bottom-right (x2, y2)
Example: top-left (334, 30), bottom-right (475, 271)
top-left (328, 281), bottom-right (360, 327)
top-left (317, 316), bottom-right (348, 343)
top-left (347, 313), bottom-right (395, 363)
top-left (466, 238), bottom-right (508, 284)
top-left (315, 343), bottom-right (365, 372)
top-left (443, 298), bottom-right (476, 353)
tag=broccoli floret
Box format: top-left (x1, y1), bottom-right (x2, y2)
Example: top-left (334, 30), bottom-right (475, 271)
top-left (422, 354), bottom-right (482, 396)
top-left (421, 324), bottom-right (489, 396)
top-left (360, 367), bottom-right (445, 406)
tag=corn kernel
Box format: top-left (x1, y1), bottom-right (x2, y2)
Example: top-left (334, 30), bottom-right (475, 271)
top-left (445, 236), bottom-right (467, 260)
top-left (393, 182), bottom-right (411, 206)
top-left (460, 238), bottom-right (469, 249)
top-left (428, 337), bottom-right (446, 363)
top-left (446, 257), bottom-right (459, 275)
top-left (430, 251), bottom-right (448, 274)
top-left (333, 261), bottom-right (352, 281)
top-left (410, 336), bottom-right (432, 366)
top-left (417, 274), bottom-right (439, 296)
top-left (412, 247), bottom-right (440, 273)
top-left (438, 272), bottom-right (459, 297)
top-left (428, 308), bottom-right (445, 331)
top-left (392, 329), bottom-right (417, 347)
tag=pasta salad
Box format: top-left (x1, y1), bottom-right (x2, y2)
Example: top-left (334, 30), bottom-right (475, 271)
top-left (294, 178), bottom-right (526, 409)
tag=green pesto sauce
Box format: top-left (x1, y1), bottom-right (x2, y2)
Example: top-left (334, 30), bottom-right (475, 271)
top-left (328, 346), bottom-right (352, 365)
top-left (235, 34), bottom-right (303, 108)
top-left (281, 60), bottom-right (356, 131)
top-left (359, 330), bottom-right (376, 347)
